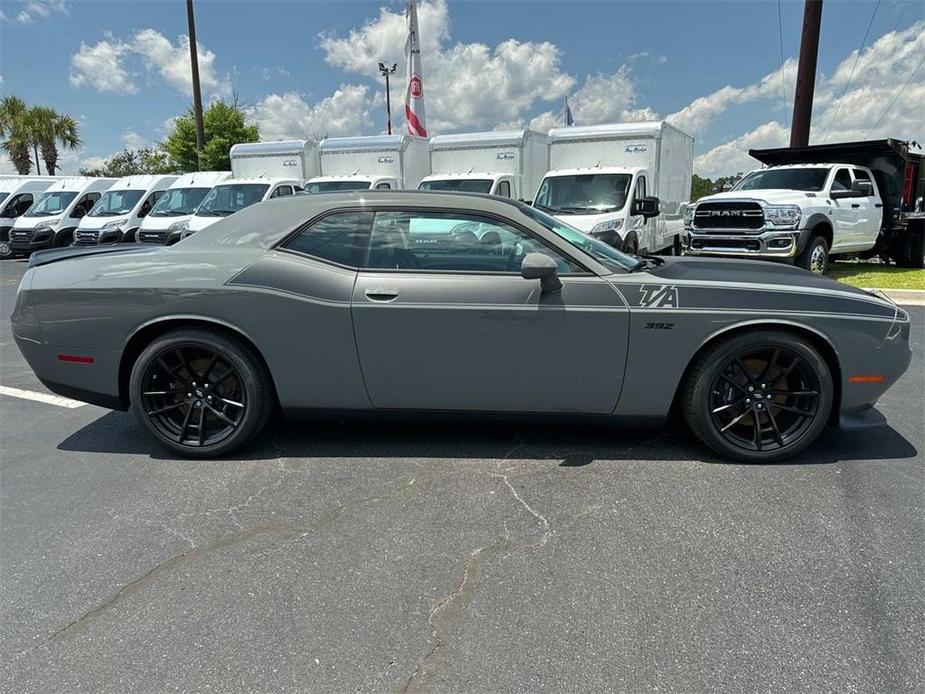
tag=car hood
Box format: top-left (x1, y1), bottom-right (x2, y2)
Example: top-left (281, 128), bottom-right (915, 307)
top-left (696, 189), bottom-right (822, 205)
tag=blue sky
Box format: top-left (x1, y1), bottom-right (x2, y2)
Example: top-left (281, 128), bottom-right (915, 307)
top-left (1, 0), bottom-right (923, 176)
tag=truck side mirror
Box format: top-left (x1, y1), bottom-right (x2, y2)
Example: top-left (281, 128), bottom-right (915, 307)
top-left (521, 252), bottom-right (562, 293)
top-left (633, 196), bottom-right (660, 218)
top-left (852, 180), bottom-right (873, 196)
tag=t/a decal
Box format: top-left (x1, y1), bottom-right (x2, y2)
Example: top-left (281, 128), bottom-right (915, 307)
top-left (639, 285), bottom-right (680, 309)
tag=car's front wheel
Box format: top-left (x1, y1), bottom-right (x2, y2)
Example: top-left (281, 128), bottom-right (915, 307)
top-left (683, 330), bottom-right (833, 463)
top-left (130, 328), bottom-right (273, 458)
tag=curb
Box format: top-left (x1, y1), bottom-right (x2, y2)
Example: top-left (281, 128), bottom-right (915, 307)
top-left (869, 288), bottom-right (925, 306)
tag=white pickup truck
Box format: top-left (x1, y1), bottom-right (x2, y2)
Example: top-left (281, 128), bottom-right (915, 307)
top-left (683, 139), bottom-right (925, 271)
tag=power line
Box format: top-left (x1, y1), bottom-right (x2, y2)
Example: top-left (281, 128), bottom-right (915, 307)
top-left (822, 0), bottom-right (881, 142)
top-left (890, 0), bottom-right (910, 34)
top-left (778, 0), bottom-right (789, 128)
top-left (864, 50), bottom-right (925, 138)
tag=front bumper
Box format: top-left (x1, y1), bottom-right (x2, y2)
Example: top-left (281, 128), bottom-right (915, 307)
top-left (9, 228), bottom-right (55, 253)
top-left (74, 228), bottom-right (124, 246)
top-left (682, 228), bottom-right (804, 258)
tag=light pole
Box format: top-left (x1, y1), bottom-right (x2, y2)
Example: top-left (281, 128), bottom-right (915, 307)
top-left (187, 0), bottom-right (205, 169)
top-left (378, 62), bottom-right (397, 135)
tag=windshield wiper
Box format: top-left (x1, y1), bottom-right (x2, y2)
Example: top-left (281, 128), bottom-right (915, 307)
top-left (534, 204), bottom-right (560, 214)
top-left (210, 209), bottom-right (238, 216)
top-left (557, 206), bottom-right (593, 214)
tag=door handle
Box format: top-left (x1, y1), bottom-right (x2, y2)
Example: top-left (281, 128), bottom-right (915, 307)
top-left (875, 203), bottom-right (883, 208)
top-left (364, 287), bottom-right (399, 302)
top-left (850, 203), bottom-right (861, 208)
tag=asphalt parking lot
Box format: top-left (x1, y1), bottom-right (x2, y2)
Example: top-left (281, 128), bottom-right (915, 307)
top-left (1, 258), bottom-right (922, 693)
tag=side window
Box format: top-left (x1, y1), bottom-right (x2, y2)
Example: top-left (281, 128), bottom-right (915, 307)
top-left (3, 193), bottom-right (33, 217)
top-left (853, 169), bottom-right (874, 196)
top-left (363, 210), bottom-right (581, 274)
top-left (832, 168), bottom-right (852, 192)
top-left (277, 186), bottom-right (293, 197)
top-left (282, 211), bottom-right (373, 268)
top-left (496, 180), bottom-right (511, 198)
top-left (72, 193), bottom-right (99, 218)
top-left (375, 182), bottom-right (392, 190)
top-left (269, 187), bottom-right (280, 199)
top-left (138, 192), bottom-right (158, 218)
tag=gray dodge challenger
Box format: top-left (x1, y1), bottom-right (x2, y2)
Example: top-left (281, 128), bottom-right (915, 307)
top-left (11, 191), bottom-right (912, 462)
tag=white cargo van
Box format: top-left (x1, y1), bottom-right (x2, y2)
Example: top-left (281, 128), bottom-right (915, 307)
top-left (306, 135), bottom-right (430, 192)
top-left (229, 140), bottom-right (319, 184)
top-left (419, 129), bottom-right (548, 201)
top-left (137, 171), bottom-right (231, 245)
top-left (534, 121), bottom-right (694, 254)
top-left (74, 174), bottom-right (178, 246)
top-left (9, 177), bottom-right (116, 254)
top-left (184, 177), bottom-right (301, 238)
top-left (0, 177), bottom-right (61, 258)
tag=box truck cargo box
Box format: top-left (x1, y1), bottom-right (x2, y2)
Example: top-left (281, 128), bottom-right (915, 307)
top-left (307, 135), bottom-right (430, 192)
top-left (230, 140), bottom-right (319, 183)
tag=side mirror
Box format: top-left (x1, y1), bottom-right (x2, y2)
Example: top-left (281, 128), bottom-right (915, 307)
top-left (633, 196), bottom-right (660, 218)
top-left (521, 252), bottom-right (562, 293)
top-left (852, 179), bottom-right (873, 196)
top-left (830, 188), bottom-right (863, 199)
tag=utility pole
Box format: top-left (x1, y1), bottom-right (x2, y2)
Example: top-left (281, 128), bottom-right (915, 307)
top-left (378, 62), bottom-right (397, 135)
top-left (186, 0), bottom-right (206, 169)
top-left (790, 0), bottom-right (823, 147)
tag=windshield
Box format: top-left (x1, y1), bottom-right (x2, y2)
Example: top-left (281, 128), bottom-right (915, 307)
top-left (149, 187), bottom-right (210, 217)
top-left (88, 189), bottom-right (144, 217)
top-left (24, 191), bottom-right (78, 217)
top-left (0, 193), bottom-right (8, 206)
top-left (521, 205), bottom-right (640, 273)
top-left (419, 179), bottom-right (493, 194)
top-left (196, 184), bottom-right (269, 217)
top-left (305, 180), bottom-right (372, 193)
top-left (734, 168), bottom-right (829, 192)
top-left (534, 174), bottom-right (631, 215)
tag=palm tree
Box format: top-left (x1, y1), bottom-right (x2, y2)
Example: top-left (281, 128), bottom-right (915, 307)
top-left (0, 96), bottom-right (34, 175)
top-left (29, 106), bottom-right (81, 176)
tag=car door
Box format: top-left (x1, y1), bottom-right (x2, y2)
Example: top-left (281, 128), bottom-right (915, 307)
top-left (350, 208), bottom-right (629, 413)
top-left (829, 167), bottom-right (857, 251)
top-left (850, 168), bottom-right (882, 249)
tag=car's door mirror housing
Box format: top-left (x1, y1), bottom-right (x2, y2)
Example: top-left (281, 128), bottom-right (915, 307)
top-left (830, 188), bottom-right (865, 199)
top-left (632, 196), bottom-right (660, 218)
top-left (852, 179), bottom-right (873, 196)
top-left (521, 252), bottom-right (562, 293)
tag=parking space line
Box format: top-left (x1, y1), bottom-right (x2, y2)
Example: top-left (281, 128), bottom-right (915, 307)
top-left (0, 385), bottom-right (86, 409)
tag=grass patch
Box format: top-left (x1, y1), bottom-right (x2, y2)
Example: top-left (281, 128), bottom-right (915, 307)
top-left (826, 261), bottom-right (925, 290)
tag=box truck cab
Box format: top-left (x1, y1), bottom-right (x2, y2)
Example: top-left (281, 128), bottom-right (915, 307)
top-left (306, 135), bottom-right (430, 192)
top-left (534, 121), bottom-right (694, 254)
top-left (419, 129), bottom-right (548, 201)
top-left (137, 171), bottom-right (231, 245)
top-left (74, 174), bottom-right (178, 246)
top-left (229, 139), bottom-right (319, 183)
top-left (183, 177), bottom-right (301, 238)
top-left (0, 177), bottom-right (61, 258)
top-left (9, 177), bottom-right (116, 254)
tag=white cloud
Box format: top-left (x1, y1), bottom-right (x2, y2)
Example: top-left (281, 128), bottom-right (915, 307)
top-left (5, 0), bottom-right (68, 24)
top-left (694, 121), bottom-right (790, 178)
top-left (68, 29), bottom-right (230, 98)
top-left (251, 85), bottom-right (378, 141)
top-left (121, 129), bottom-right (148, 149)
top-left (318, 0), bottom-right (574, 133)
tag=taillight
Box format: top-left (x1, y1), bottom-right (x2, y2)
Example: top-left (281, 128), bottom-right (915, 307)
top-left (902, 162), bottom-right (914, 207)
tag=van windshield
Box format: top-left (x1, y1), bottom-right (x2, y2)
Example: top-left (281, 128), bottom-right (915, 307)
top-left (149, 187), bottom-right (210, 217)
top-left (419, 179), bottom-right (493, 194)
top-left (734, 168), bottom-right (829, 192)
top-left (0, 193), bottom-right (8, 206)
top-left (196, 184), bottom-right (269, 217)
top-left (89, 189), bottom-right (144, 216)
top-left (305, 180), bottom-right (372, 193)
top-left (534, 174), bottom-right (632, 215)
top-left (24, 191), bottom-right (78, 217)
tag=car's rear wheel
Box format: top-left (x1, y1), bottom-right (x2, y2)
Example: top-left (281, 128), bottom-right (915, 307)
top-left (683, 330), bottom-right (833, 462)
top-left (130, 328), bottom-right (273, 458)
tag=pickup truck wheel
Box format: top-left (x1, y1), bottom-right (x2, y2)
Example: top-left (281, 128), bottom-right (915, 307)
top-left (130, 328), bottom-right (273, 458)
top-left (796, 235), bottom-right (828, 274)
top-left (683, 330), bottom-right (833, 463)
top-left (0, 240), bottom-right (13, 259)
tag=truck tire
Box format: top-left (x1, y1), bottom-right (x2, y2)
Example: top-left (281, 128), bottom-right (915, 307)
top-left (795, 234), bottom-right (828, 274)
top-left (897, 230), bottom-right (924, 269)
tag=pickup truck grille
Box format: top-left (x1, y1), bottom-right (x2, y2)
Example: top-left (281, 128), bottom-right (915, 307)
top-left (138, 230), bottom-right (167, 244)
top-left (693, 202), bottom-right (764, 231)
top-left (74, 229), bottom-right (101, 246)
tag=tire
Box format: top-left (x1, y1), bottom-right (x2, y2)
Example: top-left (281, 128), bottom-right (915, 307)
top-left (683, 330), bottom-right (833, 463)
top-left (795, 234), bottom-right (828, 274)
top-left (0, 240), bottom-right (13, 259)
top-left (897, 230), bottom-right (924, 269)
top-left (129, 328), bottom-right (274, 458)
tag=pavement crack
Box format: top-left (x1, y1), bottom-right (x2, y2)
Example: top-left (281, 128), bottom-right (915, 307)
top-left (492, 472), bottom-right (552, 549)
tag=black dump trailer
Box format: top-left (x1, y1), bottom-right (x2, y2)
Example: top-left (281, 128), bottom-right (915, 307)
top-left (750, 139), bottom-right (925, 268)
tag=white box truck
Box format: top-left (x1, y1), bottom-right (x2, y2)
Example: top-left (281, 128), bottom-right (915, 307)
top-left (419, 129), bottom-right (548, 201)
top-left (306, 134), bottom-right (430, 192)
top-left (0, 177), bottom-right (62, 259)
top-left (533, 121), bottom-right (694, 254)
top-left (137, 171), bottom-right (231, 245)
top-left (9, 177), bottom-right (116, 254)
top-left (74, 174), bottom-right (178, 245)
top-left (229, 140), bottom-right (320, 184)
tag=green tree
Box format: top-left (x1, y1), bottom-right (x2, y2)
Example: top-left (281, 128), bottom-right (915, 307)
top-left (164, 99), bottom-right (259, 172)
top-left (690, 174), bottom-right (714, 201)
top-left (79, 147), bottom-right (173, 177)
top-left (28, 106), bottom-right (81, 175)
top-left (0, 96), bottom-right (34, 175)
